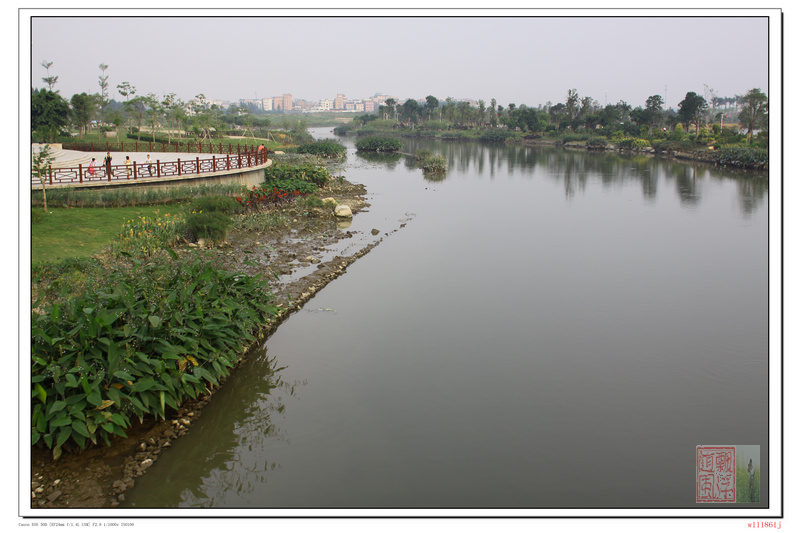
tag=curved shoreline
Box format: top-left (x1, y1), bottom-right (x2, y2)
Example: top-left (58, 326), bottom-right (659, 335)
top-left (30, 178), bottom-right (394, 509)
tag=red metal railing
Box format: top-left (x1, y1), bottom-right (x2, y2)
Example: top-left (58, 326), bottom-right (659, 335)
top-left (32, 146), bottom-right (270, 187)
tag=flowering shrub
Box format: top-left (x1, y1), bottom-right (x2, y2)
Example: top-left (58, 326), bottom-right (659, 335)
top-left (235, 184), bottom-right (306, 213)
top-left (113, 211), bottom-right (185, 257)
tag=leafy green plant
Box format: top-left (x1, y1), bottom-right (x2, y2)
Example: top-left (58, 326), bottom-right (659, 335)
top-left (31, 255), bottom-right (277, 459)
top-left (415, 152), bottom-right (447, 173)
top-left (189, 194), bottom-right (242, 215)
top-left (113, 211), bottom-right (186, 256)
top-left (296, 139), bottom-right (347, 159)
top-left (231, 210), bottom-right (289, 232)
top-left (263, 163), bottom-right (331, 188)
top-left (713, 147), bottom-right (769, 169)
top-left (355, 136), bottom-right (403, 152)
top-left (186, 211), bottom-right (233, 242)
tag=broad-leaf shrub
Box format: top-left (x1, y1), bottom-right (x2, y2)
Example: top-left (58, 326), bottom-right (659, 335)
top-left (355, 136), bottom-right (403, 152)
top-left (31, 256), bottom-right (277, 458)
top-left (296, 140), bottom-right (347, 159)
top-left (263, 163), bottom-right (331, 188)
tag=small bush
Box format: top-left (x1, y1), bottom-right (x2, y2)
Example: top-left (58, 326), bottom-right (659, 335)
top-left (355, 136), bottom-right (403, 152)
top-left (296, 139), bottom-right (347, 159)
top-left (264, 163), bottom-right (330, 188)
top-left (186, 211), bottom-right (233, 242)
top-left (479, 130), bottom-right (515, 143)
top-left (189, 194), bottom-right (241, 215)
top-left (415, 153), bottom-right (447, 173)
top-left (113, 211), bottom-right (186, 256)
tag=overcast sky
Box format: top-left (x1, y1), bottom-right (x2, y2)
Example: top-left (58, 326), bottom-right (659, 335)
top-left (28, 12), bottom-right (771, 111)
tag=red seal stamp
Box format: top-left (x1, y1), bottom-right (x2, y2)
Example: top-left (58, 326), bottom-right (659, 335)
top-left (696, 446), bottom-right (736, 502)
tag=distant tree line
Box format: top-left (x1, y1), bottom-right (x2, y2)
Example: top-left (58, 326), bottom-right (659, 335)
top-left (350, 88), bottom-right (768, 147)
top-left (30, 60), bottom-right (769, 149)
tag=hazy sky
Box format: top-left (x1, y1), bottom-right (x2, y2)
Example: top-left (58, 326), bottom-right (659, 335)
top-left (28, 12), bottom-right (771, 110)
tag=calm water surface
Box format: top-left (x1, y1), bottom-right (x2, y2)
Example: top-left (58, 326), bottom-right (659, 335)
top-left (125, 129), bottom-right (769, 510)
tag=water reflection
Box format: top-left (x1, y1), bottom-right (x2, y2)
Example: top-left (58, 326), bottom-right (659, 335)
top-left (403, 137), bottom-right (767, 213)
top-left (125, 347), bottom-right (300, 507)
top-left (354, 151), bottom-right (403, 167)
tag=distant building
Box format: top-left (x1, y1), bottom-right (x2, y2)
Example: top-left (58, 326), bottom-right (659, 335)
top-left (334, 93), bottom-right (347, 110)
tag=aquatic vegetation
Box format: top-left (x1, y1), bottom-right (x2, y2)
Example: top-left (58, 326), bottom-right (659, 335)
top-left (31, 255), bottom-right (277, 459)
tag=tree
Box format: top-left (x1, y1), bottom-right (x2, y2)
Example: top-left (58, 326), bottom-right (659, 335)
top-left (97, 63), bottom-right (109, 122)
top-left (677, 92), bottom-right (708, 136)
top-left (738, 88), bottom-right (768, 142)
top-left (70, 92), bottom-right (97, 137)
top-left (143, 93), bottom-right (163, 140)
top-left (565, 89), bottom-right (580, 125)
top-left (425, 95), bottom-right (439, 120)
top-left (399, 98), bottom-right (421, 124)
top-left (117, 81), bottom-right (136, 101)
top-left (384, 98), bottom-right (397, 120)
top-left (40, 60), bottom-right (58, 91)
top-left (31, 88), bottom-right (70, 142)
top-left (32, 144), bottom-right (55, 213)
top-left (641, 94), bottom-right (665, 135)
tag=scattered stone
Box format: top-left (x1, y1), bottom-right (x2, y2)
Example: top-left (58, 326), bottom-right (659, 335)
top-left (371, 228), bottom-right (380, 235)
top-left (334, 205), bottom-right (353, 218)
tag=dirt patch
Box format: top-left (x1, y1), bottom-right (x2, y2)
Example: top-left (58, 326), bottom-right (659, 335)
top-left (29, 178), bottom-right (389, 510)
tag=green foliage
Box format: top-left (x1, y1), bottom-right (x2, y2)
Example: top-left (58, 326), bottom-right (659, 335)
top-left (113, 211), bottom-right (186, 257)
top-left (296, 139), bottom-right (347, 159)
top-left (183, 195), bottom-right (242, 242)
top-left (712, 147), bottom-right (769, 169)
top-left (189, 194), bottom-right (242, 215)
top-left (736, 464), bottom-right (760, 502)
top-left (231, 210), bottom-right (289, 233)
top-left (235, 183), bottom-right (307, 213)
top-left (185, 211), bottom-right (233, 242)
top-left (355, 136), bottom-right (403, 152)
top-left (414, 151), bottom-right (447, 172)
top-left (586, 137), bottom-right (608, 149)
top-left (32, 183), bottom-right (249, 209)
top-left (31, 255), bottom-right (277, 457)
top-left (651, 139), bottom-right (696, 153)
top-left (32, 89), bottom-right (70, 142)
top-left (617, 138), bottom-right (651, 150)
top-left (478, 130), bottom-right (516, 143)
top-left (419, 120), bottom-right (449, 131)
top-left (264, 163), bottom-right (331, 187)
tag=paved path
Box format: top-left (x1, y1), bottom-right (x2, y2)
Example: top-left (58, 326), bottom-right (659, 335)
top-left (39, 147), bottom-right (213, 168)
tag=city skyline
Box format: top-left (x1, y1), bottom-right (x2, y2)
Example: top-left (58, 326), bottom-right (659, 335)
top-left (26, 12), bottom-right (774, 113)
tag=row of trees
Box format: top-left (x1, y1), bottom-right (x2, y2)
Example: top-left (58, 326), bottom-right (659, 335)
top-left (31, 60), bottom-right (769, 146)
top-left (31, 61), bottom-right (282, 144)
top-left (369, 88), bottom-right (768, 144)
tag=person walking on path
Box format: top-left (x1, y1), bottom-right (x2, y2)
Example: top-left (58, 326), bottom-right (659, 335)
top-left (103, 152), bottom-right (113, 178)
top-left (88, 157), bottom-right (96, 177)
top-left (145, 154), bottom-right (154, 176)
top-left (125, 156), bottom-right (132, 179)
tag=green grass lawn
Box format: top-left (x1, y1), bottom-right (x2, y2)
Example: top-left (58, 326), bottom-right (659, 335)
top-left (30, 205), bottom-right (184, 264)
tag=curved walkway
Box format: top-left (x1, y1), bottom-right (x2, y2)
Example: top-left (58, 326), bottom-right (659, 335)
top-left (32, 146), bottom-right (271, 189)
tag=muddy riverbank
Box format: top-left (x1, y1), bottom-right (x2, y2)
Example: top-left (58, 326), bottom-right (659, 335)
top-left (30, 177), bottom-right (397, 510)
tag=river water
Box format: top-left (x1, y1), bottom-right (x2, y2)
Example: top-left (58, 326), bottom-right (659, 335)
top-left (124, 129), bottom-right (769, 511)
